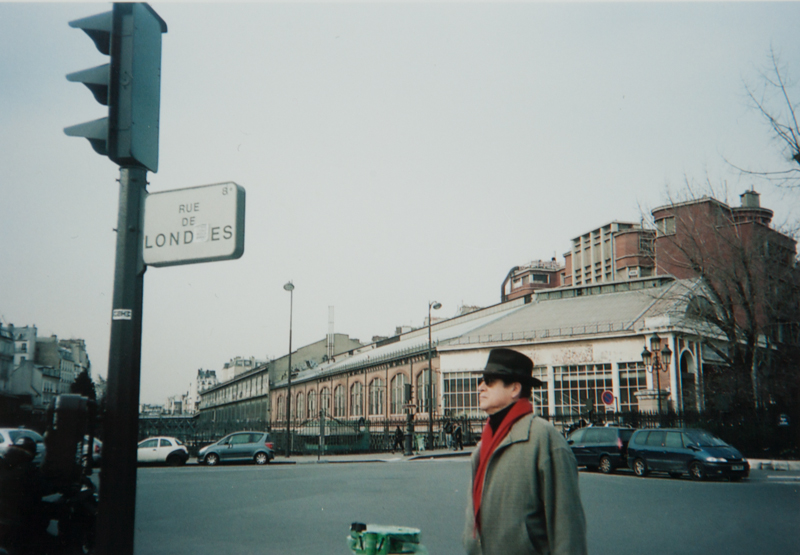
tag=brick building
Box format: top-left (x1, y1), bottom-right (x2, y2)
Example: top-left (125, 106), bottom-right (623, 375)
top-left (501, 259), bottom-right (563, 302)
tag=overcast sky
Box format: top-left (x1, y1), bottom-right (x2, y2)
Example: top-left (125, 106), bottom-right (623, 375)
top-left (2, 1), bottom-right (799, 405)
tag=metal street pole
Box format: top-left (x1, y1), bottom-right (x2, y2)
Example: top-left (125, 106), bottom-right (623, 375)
top-left (642, 334), bottom-right (672, 427)
top-left (427, 301), bottom-right (441, 450)
top-left (654, 356), bottom-right (662, 424)
top-left (404, 383), bottom-right (414, 457)
top-left (96, 166), bottom-right (147, 555)
top-left (284, 282), bottom-right (294, 457)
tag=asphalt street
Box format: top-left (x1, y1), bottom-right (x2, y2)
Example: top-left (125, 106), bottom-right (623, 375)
top-left (131, 458), bottom-right (800, 555)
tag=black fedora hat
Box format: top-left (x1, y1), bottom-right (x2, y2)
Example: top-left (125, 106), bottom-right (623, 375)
top-left (482, 348), bottom-right (543, 387)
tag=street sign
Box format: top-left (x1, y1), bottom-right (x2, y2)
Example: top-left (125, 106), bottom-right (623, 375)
top-left (601, 390), bottom-right (615, 406)
top-left (143, 182), bottom-right (245, 267)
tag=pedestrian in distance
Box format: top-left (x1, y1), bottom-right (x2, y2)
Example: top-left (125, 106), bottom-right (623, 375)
top-left (444, 419), bottom-right (454, 450)
top-left (463, 348), bottom-right (587, 555)
top-left (391, 426), bottom-right (404, 454)
top-left (453, 422), bottom-right (463, 451)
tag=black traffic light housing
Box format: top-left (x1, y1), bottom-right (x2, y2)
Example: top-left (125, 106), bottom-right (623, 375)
top-left (65, 3), bottom-right (167, 173)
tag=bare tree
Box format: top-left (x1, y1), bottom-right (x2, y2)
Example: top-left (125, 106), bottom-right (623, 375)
top-left (650, 181), bottom-right (799, 412)
top-left (731, 48), bottom-right (800, 189)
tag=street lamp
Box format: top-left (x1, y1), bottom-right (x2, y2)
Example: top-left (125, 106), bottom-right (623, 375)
top-left (641, 333), bottom-right (672, 422)
top-left (283, 281), bottom-right (294, 458)
top-left (427, 301), bottom-right (441, 450)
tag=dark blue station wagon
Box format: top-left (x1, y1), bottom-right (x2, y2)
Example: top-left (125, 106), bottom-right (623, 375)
top-left (627, 428), bottom-right (749, 481)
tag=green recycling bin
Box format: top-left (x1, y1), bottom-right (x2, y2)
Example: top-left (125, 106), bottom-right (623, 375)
top-left (347, 522), bottom-right (429, 555)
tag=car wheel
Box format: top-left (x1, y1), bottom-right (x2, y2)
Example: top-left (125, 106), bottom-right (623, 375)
top-left (599, 456), bottom-right (614, 474)
top-left (689, 462), bottom-right (705, 481)
top-left (669, 472), bottom-right (682, 479)
top-left (633, 458), bottom-right (648, 477)
top-left (254, 452), bottom-right (269, 465)
top-left (166, 455), bottom-right (183, 467)
top-left (205, 453), bottom-right (220, 466)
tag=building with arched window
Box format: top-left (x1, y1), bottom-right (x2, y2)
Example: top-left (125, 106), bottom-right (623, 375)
top-left (296, 391), bottom-right (305, 420)
top-left (390, 373), bottom-right (407, 415)
top-left (212, 190), bottom-right (796, 438)
top-left (270, 275), bottom-right (751, 430)
top-left (368, 378), bottom-right (384, 416)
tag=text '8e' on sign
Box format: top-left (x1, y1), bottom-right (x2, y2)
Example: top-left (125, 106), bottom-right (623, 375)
top-left (143, 182), bottom-right (245, 267)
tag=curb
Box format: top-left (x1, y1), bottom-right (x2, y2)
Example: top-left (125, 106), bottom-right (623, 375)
top-left (749, 459), bottom-right (800, 471)
top-left (410, 450), bottom-right (472, 461)
top-left (275, 449), bottom-right (474, 465)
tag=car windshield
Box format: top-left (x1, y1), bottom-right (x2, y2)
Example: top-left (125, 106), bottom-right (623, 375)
top-left (684, 430), bottom-right (728, 447)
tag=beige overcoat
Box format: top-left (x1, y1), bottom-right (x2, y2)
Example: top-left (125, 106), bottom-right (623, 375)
top-left (463, 414), bottom-right (588, 555)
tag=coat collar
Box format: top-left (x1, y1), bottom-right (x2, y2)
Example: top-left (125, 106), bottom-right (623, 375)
top-left (470, 413), bottom-right (537, 472)
top-left (496, 413), bottom-right (534, 450)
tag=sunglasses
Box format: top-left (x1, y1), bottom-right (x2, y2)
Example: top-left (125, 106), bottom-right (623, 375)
top-left (477, 375), bottom-right (501, 387)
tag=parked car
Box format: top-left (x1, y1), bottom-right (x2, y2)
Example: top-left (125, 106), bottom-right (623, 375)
top-left (627, 428), bottom-right (749, 481)
top-left (197, 431), bottom-right (274, 466)
top-left (137, 436), bottom-right (189, 466)
top-left (566, 425), bottom-right (634, 473)
top-left (0, 427), bottom-right (46, 466)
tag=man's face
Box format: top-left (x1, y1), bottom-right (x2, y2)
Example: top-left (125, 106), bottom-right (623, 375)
top-left (478, 374), bottom-right (521, 415)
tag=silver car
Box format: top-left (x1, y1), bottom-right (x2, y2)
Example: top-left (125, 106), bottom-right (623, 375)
top-left (0, 427), bottom-right (47, 466)
top-left (197, 431), bottom-right (274, 466)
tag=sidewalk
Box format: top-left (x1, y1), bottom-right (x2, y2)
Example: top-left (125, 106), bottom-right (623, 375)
top-left (748, 459), bottom-right (800, 471)
top-left (269, 447), bottom-right (473, 465)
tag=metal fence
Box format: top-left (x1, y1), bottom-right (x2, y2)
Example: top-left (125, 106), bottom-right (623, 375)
top-left (138, 415), bottom-right (269, 457)
top-left (269, 414), bottom-right (485, 456)
top-left (542, 407), bottom-right (799, 460)
top-left (138, 405), bottom-right (798, 460)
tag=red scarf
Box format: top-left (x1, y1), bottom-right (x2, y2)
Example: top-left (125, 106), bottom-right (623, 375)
top-left (472, 399), bottom-right (533, 531)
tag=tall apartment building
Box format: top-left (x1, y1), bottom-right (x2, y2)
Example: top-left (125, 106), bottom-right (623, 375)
top-left (562, 221), bottom-right (655, 287)
top-left (60, 338), bottom-right (91, 379)
top-left (506, 190), bottom-right (793, 304)
top-left (185, 369), bottom-right (218, 414)
top-left (36, 336), bottom-right (76, 394)
top-left (1, 325), bottom-right (44, 406)
top-left (10, 325), bottom-right (37, 368)
top-left (0, 326), bottom-right (93, 409)
top-left (652, 190), bottom-right (796, 279)
top-left (0, 326), bottom-right (13, 391)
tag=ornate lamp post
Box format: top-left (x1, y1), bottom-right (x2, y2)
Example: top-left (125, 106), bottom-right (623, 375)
top-left (641, 333), bottom-right (672, 423)
top-left (427, 301), bottom-right (441, 450)
top-left (283, 281), bottom-right (294, 457)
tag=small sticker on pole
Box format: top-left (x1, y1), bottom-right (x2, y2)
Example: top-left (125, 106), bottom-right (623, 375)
top-left (112, 309), bottom-right (133, 320)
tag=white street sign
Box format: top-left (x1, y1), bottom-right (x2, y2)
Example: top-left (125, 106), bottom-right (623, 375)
top-left (143, 182), bottom-right (245, 267)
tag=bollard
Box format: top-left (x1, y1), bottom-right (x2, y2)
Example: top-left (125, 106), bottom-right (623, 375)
top-left (348, 522), bottom-right (429, 554)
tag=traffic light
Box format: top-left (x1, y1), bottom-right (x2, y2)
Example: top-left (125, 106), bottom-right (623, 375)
top-left (65, 3), bottom-right (167, 173)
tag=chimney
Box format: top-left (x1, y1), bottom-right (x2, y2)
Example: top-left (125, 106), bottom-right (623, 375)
top-left (740, 189), bottom-right (761, 208)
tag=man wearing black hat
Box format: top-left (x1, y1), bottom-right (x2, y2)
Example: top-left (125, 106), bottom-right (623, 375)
top-left (463, 348), bottom-right (587, 555)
